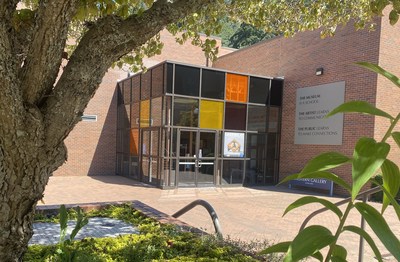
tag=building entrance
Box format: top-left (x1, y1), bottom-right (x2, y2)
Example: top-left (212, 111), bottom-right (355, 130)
top-left (177, 129), bottom-right (217, 187)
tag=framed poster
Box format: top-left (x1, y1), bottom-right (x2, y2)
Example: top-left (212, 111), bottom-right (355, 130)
top-left (223, 132), bottom-right (245, 157)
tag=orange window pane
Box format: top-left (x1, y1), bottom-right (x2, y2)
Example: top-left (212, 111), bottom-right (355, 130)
top-left (140, 100), bottom-right (150, 127)
top-left (130, 129), bottom-right (139, 155)
top-left (226, 73), bottom-right (248, 102)
top-left (199, 100), bottom-right (224, 129)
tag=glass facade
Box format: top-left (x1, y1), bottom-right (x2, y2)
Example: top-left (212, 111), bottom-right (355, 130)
top-left (116, 62), bottom-right (283, 188)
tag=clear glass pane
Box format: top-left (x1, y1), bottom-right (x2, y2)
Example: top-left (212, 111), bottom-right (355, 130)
top-left (130, 156), bottom-right (139, 179)
top-left (225, 103), bottom-right (246, 130)
top-left (152, 64), bottom-right (164, 97)
top-left (174, 65), bottom-right (200, 96)
top-left (199, 100), bottom-right (223, 129)
top-left (222, 160), bottom-right (244, 184)
top-left (164, 96), bottom-right (172, 126)
top-left (198, 160), bottom-right (214, 185)
top-left (178, 160), bottom-right (196, 187)
top-left (140, 100), bottom-right (150, 127)
top-left (173, 97), bottom-right (199, 127)
top-left (141, 156), bottom-right (150, 182)
top-left (201, 69), bottom-right (225, 99)
top-left (247, 105), bottom-right (267, 132)
top-left (249, 77), bottom-right (269, 104)
top-left (151, 97), bottom-right (162, 126)
top-left (142, 131), bottom-right (150, 156)
top-left (226, 73), bottom-right (248, 102)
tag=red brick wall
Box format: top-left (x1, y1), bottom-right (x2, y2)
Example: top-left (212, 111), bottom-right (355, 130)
top-left (376, 14), bottom-right (400, 166)
top-left (54, 30), bottom-right (232, 177)
top-left (214, 22), bottom-right (382, 194)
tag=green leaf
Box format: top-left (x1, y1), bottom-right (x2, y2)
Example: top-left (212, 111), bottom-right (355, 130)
top-left (311, 251), bottom-right (324, 262)
top-left (280, 171), bottom-right (351, 192)
top-left (380, 160), bottom-right (400, 213)
top-left (331, 244), bottom-right (347, 261)
top-left (356, 62), bottom-right (400, 89)
top-left (352, 138), bottom-right (390, 200)
top-left (389, 10), bottom-right (400, 25)
top-left (284, 225), bottom-right (334, 262)
top-left (259, 241), bottom-right (291, 255)
top-left (354, 203), bottom-right (400, 259)
top-left (392, 132), bottom-right (400, 148)
top-left (70, 207), bottom-right (89, 241)
top-left (59, 205), bottom-right (68, 243)
top-left (300, 152), bottom-right (351, 176)
top-left (378, 184), bottom-right (400, 220)
top-left (342, 225), bottom-right (382, 262)
top-left (326, 101), bottom-right (393, 120)
top-left (283, 196), bottom-right (343, 219)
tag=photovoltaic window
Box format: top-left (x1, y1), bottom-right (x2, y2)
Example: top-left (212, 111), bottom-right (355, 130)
top-left (174, 65), bottom-right (200, 96)
top-left (249, 77), bottom-right (269, 104)
top-left (201, 69), bottom-right (225, 99)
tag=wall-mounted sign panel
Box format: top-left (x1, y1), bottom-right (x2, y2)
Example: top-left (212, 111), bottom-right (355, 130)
top-left (294, 81), bottom-right (345, 145)
top-left (223, 132), bottom-right (245, 157)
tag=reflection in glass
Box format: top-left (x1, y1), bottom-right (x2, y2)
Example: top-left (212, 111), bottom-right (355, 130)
top-left (141, 71), bottom-right (151, 100)
top-left (199, 132), bottom-right (215, 157)
top-left (141, 156), bottom-right (150, 182)
top-left (132, 75), bottom-right (140, 102)
top-left (174, 65), bottom-right (200, 96)
top-left (151, 65), bottom-right (164, 97)
top-left (270, 79), bottom-right (283, 106)
top-left (266, 133), bottom-right (278, 183)
top-left (197, 160), bottom-right (214, 185)
top-left (268, 107), bottom-right (280, 133)
top-left (173, 98), bottom-right (199, 127)
top-left (222, 160), bottom-right (244, 184)
top-left (247, 105), bottom-right (267, 132)
top-left (151, 130), bottom-right (159, 156)
top-left (199, 100), bottom-right (223, 129)
top-left (130, 129), bottom-right (139, 155)
top-left (226, 73), bottom-right (248, 102)
top-left (201, 69), bottom-right (225, 99)
top-left (140, 100), bottom-right (150, 127)
top-left (225, 103), bottom-right (246, 130)
top-left (179, 130), bottom-right (196, 157)
top-left (166, 63), bottom-right (173, 93)
top-left (142, 131), bottom-right (150, 156)
top-left (249, 77), bottom-right (269, 104)
top-left (130, 102), bottom-right (139, 128)
top-left (178, 160), bottom-right (196, 187)
top-left (246, 134), bottom-right (267, 184)
top-left (130, 156), bottom-right (139, 179)
top-left (151, 97), bottom-right (162, 126)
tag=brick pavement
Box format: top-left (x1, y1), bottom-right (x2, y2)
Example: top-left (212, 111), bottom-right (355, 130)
top-left (40, 175), bottom-right (399, 261)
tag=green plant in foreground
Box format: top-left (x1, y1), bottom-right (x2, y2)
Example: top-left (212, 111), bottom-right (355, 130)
top-left (261, 62), bottom-right (400, 262)
top-left (56, 205), bottom-right (89, 261)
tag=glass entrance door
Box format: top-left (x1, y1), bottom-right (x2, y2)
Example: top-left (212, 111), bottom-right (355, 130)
top-left (177, 130), bottom-right (216, 187)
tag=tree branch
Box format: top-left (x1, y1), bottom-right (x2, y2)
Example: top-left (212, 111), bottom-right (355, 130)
top-left (0, 0), bottom-right (18, 21)
top-left (42, 0), bottom-right (214, 149)
top-left (19, 0), bottom-right (77, 106)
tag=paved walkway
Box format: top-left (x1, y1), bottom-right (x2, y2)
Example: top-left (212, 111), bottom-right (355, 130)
top-left (40, 175), bottom-right (400, 261)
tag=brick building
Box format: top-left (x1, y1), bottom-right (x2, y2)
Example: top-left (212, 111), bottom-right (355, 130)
top-left (213, 17), bottom-right (400, 194)
top-left (54, 30), bottom-right (233, 177)
top-left (56, 17), bottom-right (400, 195)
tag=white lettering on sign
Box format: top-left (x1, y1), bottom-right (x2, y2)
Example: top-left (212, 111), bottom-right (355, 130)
top-left (294, 81), bottom-right (345, 145)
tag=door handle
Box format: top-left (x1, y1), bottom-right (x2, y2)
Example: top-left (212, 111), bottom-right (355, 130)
top-left (198, 159), bottom-right (202, 168)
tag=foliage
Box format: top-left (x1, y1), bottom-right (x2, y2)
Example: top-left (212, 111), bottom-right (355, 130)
top-left (261, 63), bottom-right (400, 261)
top-left (371, 174), bottom-right (400, 203)
top-left (228, 23), bottom-right (276, 49)
top-left (26, 204), bottom-right (269, 261)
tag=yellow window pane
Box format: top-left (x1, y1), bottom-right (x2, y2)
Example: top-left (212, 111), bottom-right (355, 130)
top-left (140, 100), bottom-right (150, 127)
top-left (199, 100), bottom-right (224, 129)
top-left (226, 73), bottom-right (248, 102)
top-left (130, 129), bottom-right (139, 155)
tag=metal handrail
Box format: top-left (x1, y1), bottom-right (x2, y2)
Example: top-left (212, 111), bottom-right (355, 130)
top-left (172, 199), bottom-right (223, 238)
top-left (299, 186), bottom-right (383, 262)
